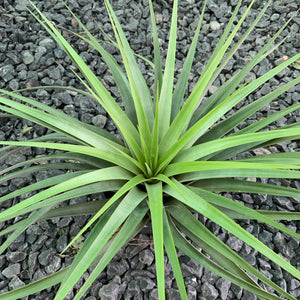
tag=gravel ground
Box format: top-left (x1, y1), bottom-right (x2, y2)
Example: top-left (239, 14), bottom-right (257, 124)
top-left (0, 0), bottom-right (300, 299)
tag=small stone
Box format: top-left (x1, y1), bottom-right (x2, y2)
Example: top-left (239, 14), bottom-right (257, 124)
top-left (125, 280), bottom-right (141, 298)
top-left (31, 235), bottom-right (48, 252)
top-left (71, 17), bottom-right (79, 28)
top-left (26, 224), bottom-right (43, 236)
top-left (56, 235), bottom-right (68, 253)
top-left (0, 256), bottom-right (6, 268)
top-left (35, 45), bottom-right (47, 57)
top-left (290, 288), bottom-right (300, 299)
top-left (258, 230), bottom-right (273, 243)
top-left (210, 21), bottom-right (221, 31)
top-left (107, 260), bottom-right (129, 277)
top-left (22, 50), bottom-right (34, 65)
top-left (149, 288), bottom-right (159, 300)
top-left (226, 235), bottom-right (244, 251)
top-left (187, 285), bottom-right (197, 299)
top-left (8, 276), bottom-right (25, 290)
top-left (241, 289), bottom-right (257, 300)
top-left (138, 249), bottom-right (154, 266)
top-left (38, 248), bottom-right (56, 266)
top-left (258, 258), bottom-right (271, 270)
top-left (28, 252), bottom-right (39, 278)
top-left (45, 255), bottom-right (61, 274)
top-left (138, 277), bottom-right (156, 292)
top-left (270, 13), bottom-right (280, 21)
top-left (168, 288), bottom-right (181, 298)
top-left (48, 66), bottom-right (62, 80)
top-left (216, 278), bottom-right (231, 300)
top-left (289, 279), bottom-right (300, 290)
top-left (39, 37), bottom-right (56, 49)
top-left (0, 64), bottom-right (15, 82)
top-left (32, 269), bottom-right (47, 282)
top-left (273, 232), bottom-right (286, 252)
top-left (2, 263), bottom-right (21, 279)
top-left (57, 216), bottom-right (73, 227)
top-left (274, 197), bottom-right (295, 211)
top-left (98, 283), bottom-right (120, 300)
top-left (7, 52), bottom-right (21, 64)
top-left (92, 115), bottom-right (107, 128)
top-left (8, 79), bottom-right (19, 90)
top-left (231, 283), bottom-right (243, 299)
top-left (6, 251), bottom-right (27, 263)
top-left (202, 269), bottom-right (220, 285)
top-left (6, 152), bottom-right (26, 166)
top-left (200, 282), bottom-right (219, 300)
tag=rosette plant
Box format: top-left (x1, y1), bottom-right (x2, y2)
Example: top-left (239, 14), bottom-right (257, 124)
top-left (0, 0), bottom-right (300, 299)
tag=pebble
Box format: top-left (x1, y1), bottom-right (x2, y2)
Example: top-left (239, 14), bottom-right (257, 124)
top-left (210, 21), bottom-right (221, 31)
top-left (226, 235), bottom-right (244, 252)
top-left (241, 289), bottom-right (257, 300)
top-left (2, 263), bottom-right (21, 279)
top-left (138, 276), bottom-right (156, 292)
top-left (216, 278), bottom-right (231, 300)
top-left (125, 280), bottom-right (141, 298)
top-left (92, 114), bottom-right (107, 128)
top-left (107, 260), bottom-right (129, 277)
top-left (199, 282), bottom-right (219, 300)
top-left (38, 248), bottom-right (56, 266)
top-left (22, 50), bottom-right (34, 65)
top-left (0, 64), bottom-right (15, 82)
top-left (39, 37), bottom-right (56, 49)
top-left (6, 251), bottom-right (27, 263)
top-left (8, 276), bottom-right (25, 290)
top-left (45, 255), bottom-right (61, 274)
top-left (138, 249), bottom-right (154, 266)
top-left (98, 283), bottom-right (120, 300)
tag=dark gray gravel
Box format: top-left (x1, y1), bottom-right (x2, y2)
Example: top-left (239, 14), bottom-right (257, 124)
top-left (0, 0), bottom-right (300, 299)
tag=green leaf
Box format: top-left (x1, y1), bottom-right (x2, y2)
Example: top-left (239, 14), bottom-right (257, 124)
top-left (192, 178), bottom-right (300, 198)
top-left (73, 201), bottom-right (149, 299)
top-left (158, 52), bottom-right (300, 169)
top-left (166, 160), bottom-right (300, 182)
top-left (169, 217), bottom-right (287, 300)
top-left (61, 174), bottom-right (147, 254)
top-left (171, 0), bottom-right (207, 121)
top-left (55, 187), bottom-right (146, 299)
top-left (174, 128), bottom-right (300, 162)
top-left (0, 89), bottom-right (126, 152)
top-left (0, 171), bottom-right (88, 205)
top-left (103, 0), bottom-right (153, 139)
top-left (197, 76), bottom-right (300, 143)
top-left (148, 0), bottom-right (163, 102)
top-left (163, 210), bottom-right (188, 300)
top-left (157, 0), bottom-right (178, 139)
top-left (146, 182), bottom-right (165, 300)
top-left (62, 3), bottom-right (137, 125)
top-left (165, 180), bottom-right (300, 281)
top-left (188, 186), bottom-right (300, 240)
top-left (167, 201), bottom-right (293, 299)
top-left (0, 167), bottom-right (132, 223)
top-left (0, 140), bottom-right (140, 173)
top-left (0, 268), bottom-right (68, 300)
top-left (26, 1), bottom-right (143, 159)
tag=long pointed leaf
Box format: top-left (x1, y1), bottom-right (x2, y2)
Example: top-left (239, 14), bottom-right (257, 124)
top-left (165, 180), bottom-right (300, 281)
top-left (73, 201), bottom-right (149, 300)
top-left (146, 182), bottom-right (165, 300)
top-left (55, 187), bottom-right (146, 299)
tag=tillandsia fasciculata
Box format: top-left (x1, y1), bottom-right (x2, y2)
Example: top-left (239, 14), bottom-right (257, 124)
top-left (0, 0), bottom-right (299, 299)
